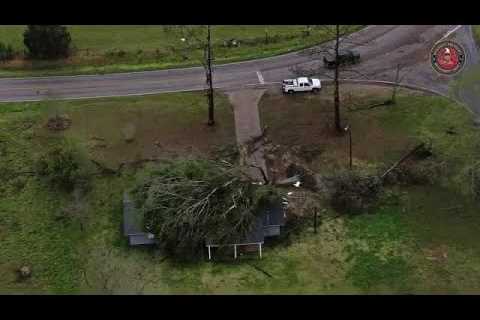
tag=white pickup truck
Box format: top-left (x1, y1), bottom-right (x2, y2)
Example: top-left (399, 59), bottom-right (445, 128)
top-left (282, 77), bottom-right (321, 94)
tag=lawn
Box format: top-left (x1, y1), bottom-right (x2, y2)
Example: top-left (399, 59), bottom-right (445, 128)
top-left (0, 92), bottom-right (237, 293)
top-left (0, 25), bottom-right (363, 77)
top-left (2, 86), bottom-right (480, 293)
top-left (259, 84), bottom-right (480, 293)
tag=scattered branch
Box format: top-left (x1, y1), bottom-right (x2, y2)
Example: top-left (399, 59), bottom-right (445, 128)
top-left (381, 143), bottom-right (426, 180)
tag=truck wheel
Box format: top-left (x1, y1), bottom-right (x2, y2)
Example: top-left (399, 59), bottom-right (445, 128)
top-left (312, 88), bottom-right (320, 94)
top-left (288, 90), bottom-right (294, 94)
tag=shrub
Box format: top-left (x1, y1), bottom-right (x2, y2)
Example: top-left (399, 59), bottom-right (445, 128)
top-left (35, 139), bottom-right (92, 193)
top-left (105, 48), bottom-right (127, 59)
top-left (23, 25), bottom-right (72, 60)
top-left (330, 171), bottom-right (382, 214)
top-left (0, 42), bottom-right (15, 62)
top-left (46, 114), bottom-right (72, 131)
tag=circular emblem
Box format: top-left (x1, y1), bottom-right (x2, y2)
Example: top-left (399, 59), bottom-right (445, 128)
top-left (431, 40), bottom-right (466, 75)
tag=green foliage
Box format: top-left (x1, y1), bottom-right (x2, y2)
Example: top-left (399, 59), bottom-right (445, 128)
top-left (211, 143), bottom-right (239, 163)
top-left (35, 139), bottom-right (92, 193)
top-left (23, 25), bottom-right (72, 59)
top-left (131, 159), bottom-right (281, 259)
top-left (0, 41), bottom-right (14, 62)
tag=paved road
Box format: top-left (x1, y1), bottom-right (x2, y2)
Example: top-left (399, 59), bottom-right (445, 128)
top-left (451, 26), bottom-right (480, 116)
top-left (0, 25), bottom-right (476, 103)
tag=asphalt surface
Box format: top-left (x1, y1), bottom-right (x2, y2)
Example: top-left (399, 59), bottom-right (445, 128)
top-left (451, 26), bottom-right (480, 116)
top-left (0, 25), bottom-right (477, 104)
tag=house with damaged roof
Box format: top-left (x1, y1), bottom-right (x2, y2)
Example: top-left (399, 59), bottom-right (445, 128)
top-left (122, 192), bottom-right (287, 259)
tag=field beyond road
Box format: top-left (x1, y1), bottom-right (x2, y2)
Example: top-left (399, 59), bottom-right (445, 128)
top-left (0, 25), bottom-right (361, 77)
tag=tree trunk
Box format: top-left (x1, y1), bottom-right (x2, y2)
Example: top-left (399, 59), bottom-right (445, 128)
top-left (334, 25), bottom-right (342, 132)
top-left (206, 25), bottom-right (215, 126)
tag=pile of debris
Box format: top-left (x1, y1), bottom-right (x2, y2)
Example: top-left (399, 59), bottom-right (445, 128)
top-left (46, 114), bottom-right (72, 131)
top-left (223, 38), bottom-right (240, 48)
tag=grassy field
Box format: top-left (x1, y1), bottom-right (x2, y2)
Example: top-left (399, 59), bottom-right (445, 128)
top-left (0, 25), bottom-right (362, 77)
top-left (2, 87), bottom-right (480, 293)
top-left (473, 26), bottom-right (480, 46)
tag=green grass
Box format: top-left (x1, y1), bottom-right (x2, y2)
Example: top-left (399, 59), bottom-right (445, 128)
top-left (259, 85), bottom-right (480, 293)
top-left (473, 26), bottom-right (480, 46)
top-left (3, 88), bottom-right (480, 293)
top-left (0, 92), bottom-right (236, 293)
top-left (344, 191), bottom-right (415, 292)
top-left (339, 92), bottom-right (480, 293)
top-left (0, 25), bottom-right (363, 77)
top-left (0, 108), bottom-right (84, 292)
top-left (343, 185), bottom-right (480, 294)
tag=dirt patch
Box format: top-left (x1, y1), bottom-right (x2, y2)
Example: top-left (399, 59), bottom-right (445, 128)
top-left (35, 93), bottom-right (237, 170)
top-left (259, 85), bottom-right (419, 174)
top-left (46, 114), bottom-right (72, 131)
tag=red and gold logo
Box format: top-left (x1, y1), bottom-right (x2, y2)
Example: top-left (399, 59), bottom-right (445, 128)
top-left (431, 40), bottom-right (466, 75)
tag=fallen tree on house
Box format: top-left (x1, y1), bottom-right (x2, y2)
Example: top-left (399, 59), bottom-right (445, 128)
top-left (130, 159), bottom-right (281, 259)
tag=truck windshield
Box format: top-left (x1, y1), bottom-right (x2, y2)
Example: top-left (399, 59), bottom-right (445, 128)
top-left (308, 78), bottom-right (313, 85)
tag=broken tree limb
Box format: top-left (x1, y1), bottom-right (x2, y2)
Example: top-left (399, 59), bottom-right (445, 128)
top-left (380, 143), bottom-right (426, 180)
top-left (248, 164), bottom-right (269, 185)
top-left (90, 159), bottom-right (118, 176)
top-left (247, 262), bottom-right (274, 278)
top-left (274, 175), bottom-right (301, 186)
top-left (440, 206), bottom-right (463, 211)
top-left (348, 100), bottom-right (394, 112)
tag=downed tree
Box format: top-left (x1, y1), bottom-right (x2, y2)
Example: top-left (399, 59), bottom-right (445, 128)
top-left (130, 159), bottom-right (281, 259)
top-left (380, 143), bottom-right (426, 181)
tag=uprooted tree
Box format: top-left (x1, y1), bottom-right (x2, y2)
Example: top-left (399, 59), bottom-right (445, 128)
top-left (163, 25), bottom-right (216, 126)
top-left (130, 159), bottom-right (281, 259)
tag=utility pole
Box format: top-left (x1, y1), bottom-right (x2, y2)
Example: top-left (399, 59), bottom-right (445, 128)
top-left (206, 25), bottom-right (215, 126)
top-left (391, 63), bottom-right (401, 104)
top-left (345, 125), bottom-right (352, 169)
top-left (334, 24), bottom-right (341, 132)
top-left (349, 128), bottom-right (352, 169)
top-left (313, 207), bottom-right (318, 234)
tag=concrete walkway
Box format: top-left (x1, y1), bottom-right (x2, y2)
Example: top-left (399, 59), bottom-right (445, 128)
top-left (226, 88), bottom-right (268, 182)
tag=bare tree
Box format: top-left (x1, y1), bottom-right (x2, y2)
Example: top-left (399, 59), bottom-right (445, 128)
top-left (291, 25), bottom-right (371, 133)
top-left (164, 25), bottom-right (216, 126)
top-left (333, 25), bottom-right (341, 132)
top-left (205, 25), bottom-right (215, 126)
